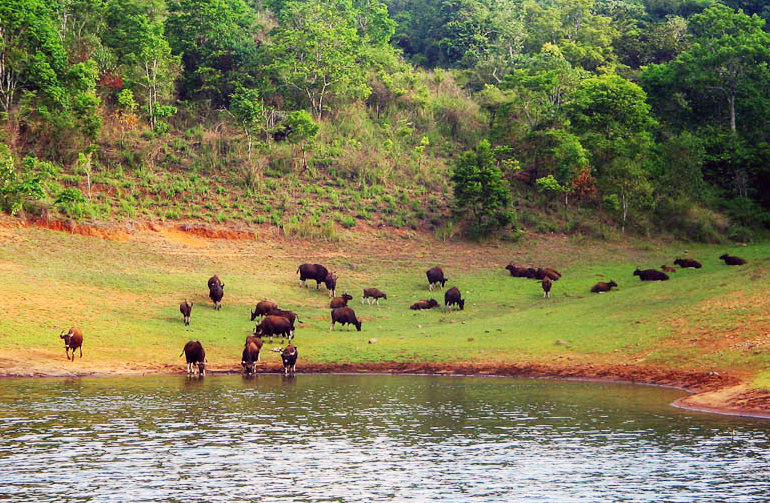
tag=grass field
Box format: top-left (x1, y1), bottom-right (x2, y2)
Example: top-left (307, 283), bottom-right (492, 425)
top-left (1, 221), bottom-right (769, 391)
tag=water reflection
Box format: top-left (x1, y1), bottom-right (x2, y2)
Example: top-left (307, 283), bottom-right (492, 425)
top-left (0, 375), bottom-right (768, 502)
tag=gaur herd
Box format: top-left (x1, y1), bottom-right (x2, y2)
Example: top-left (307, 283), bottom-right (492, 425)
top-left (58, 252), bottom-right (747, 375)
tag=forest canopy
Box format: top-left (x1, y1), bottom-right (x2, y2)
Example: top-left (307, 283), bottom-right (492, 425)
top-left (1, 0), bottom-right (768, 241)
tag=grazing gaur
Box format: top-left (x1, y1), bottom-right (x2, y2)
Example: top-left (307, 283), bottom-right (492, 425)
top-left (330, 306), bottom-right (362, 331)
top-left (362, 288), bottom-right (387, 305)
top-left (330, 293), bottom-right (353, 309)
top-left (281, 344), bottom-right (298, 376)
top-left (633, 268), bottom-right (669, 281)
top-left (324, 273), bottom-right (338, 298)
top-left (591, 280), bottom-right (618, 293)
top-left (266, 308), bottom-right (302, 335)
top-left (254, 315), bottom-right (293, 343)
top-left (720, 253), bottom-right (746, 266)
top-left (673, 258), bottom-right (702, 269)
top-left (180, 340), bottom-right (206, 376)
top-left (539, 267), bottom-right (561, 281)
top-left (542, 277), bottom-right (552, 298)
top-left (297, 263), bottom-right (333, 290)
top-left (241, 335), bottom-right (263, 375)
top-left (250, 300), bottom-right (278, 321)
top-left (59, 327), bottom-right (83, 361)
top-left (426, 267), bottom-right (447, 291)
top-left (180, 300), bottom-right (193, 326)
top-left (410, 299), bottom-right (439, 310)
top-left (444, 287), bottom-right (465, 311)
top-left (661, 265), bottom-right (676, 273)
top-left (209, 283), bottom-right (224, 310)
top-left (207, 274), bottom-right (223, 290)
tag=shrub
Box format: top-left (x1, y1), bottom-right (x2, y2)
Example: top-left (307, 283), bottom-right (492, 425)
top-left (54, 188), bottom-right (87, 218)
top-left (339, 215), bottom-right (356, 228)
top-left (283, 219), bottom-right (340, 241)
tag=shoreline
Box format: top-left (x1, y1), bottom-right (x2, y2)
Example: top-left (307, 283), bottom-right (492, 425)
top-left (2, 358), bottom-right (769, 420)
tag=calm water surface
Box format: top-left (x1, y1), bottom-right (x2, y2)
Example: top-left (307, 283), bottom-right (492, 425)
top-left (0, 374), bottom-right (768, 502)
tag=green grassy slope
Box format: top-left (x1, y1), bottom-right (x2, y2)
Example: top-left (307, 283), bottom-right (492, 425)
top-left (1, 225), bottom-right (769, 389)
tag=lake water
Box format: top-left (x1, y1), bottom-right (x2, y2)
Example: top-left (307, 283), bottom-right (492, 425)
top-left (0, 374), bottom-right (768, 502)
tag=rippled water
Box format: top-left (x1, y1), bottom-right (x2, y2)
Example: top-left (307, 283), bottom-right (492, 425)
top-left (0, 375), bottom-right (768, 502)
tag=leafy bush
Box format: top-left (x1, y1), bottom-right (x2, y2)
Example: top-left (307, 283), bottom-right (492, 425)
top-left (339, 215), bottom-right (356, 228)
top-left (54, 188), bottom-right (87, 218)
top-left (283, 219), bottom-right (340, 241)
top-left (451, 140), bottom-right (514, 237)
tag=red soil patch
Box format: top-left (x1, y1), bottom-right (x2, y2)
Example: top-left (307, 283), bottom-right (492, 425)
top-left (20, 216), bottom-right (133, 241)
top-left (175, 224), bottom-right (256, 240)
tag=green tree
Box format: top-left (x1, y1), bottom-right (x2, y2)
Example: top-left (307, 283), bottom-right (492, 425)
top-left (166, 0), bottom-right (258, 105)
top-left (451, 139), bottom-right (513, 236)
top-left (267, 0), bottom-right (371, 118)
top-left (565, 73), bottom-right (655, 173)
top-left (105, 0), bottom-right (179, 131)
top-left (565, 73), bottom-right (655, 230)
top-left (677, 5), bottom-right (770, 132)
top-left (644, 5), bottom-right (770, 133)
top-left (0, 0), bottom-right (67, 112)
top-left (285, 109), bottom-right (319, 171)
top-left (229, 87), bottom-right (266, 161)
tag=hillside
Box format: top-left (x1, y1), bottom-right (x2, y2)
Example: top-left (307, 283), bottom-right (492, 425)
top-left (2, 0), bottom-right (770, 243)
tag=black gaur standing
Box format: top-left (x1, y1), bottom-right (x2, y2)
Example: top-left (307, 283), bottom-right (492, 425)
top-left (330, 307), bottom-right (362, 331)
top-left (541, 277), bottom-right (552, 298)
top-left (281, 344), bottom-right (298, 376)
top-left (444, 287), bottom-right (465, 310)
top-left (426, 267), bottom-right (447, 291)
top-left (181, 341), bottom-right (206, 375)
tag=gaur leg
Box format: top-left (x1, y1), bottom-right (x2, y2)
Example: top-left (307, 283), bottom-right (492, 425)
top-left (330, 322), bottom-right (335, 332)
top-left (79, 347), bottom-right (83, 358)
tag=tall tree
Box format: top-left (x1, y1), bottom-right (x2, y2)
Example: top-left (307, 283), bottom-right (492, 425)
top-left (105, 0), bottom-right (179, 131)
top-left (166, 0), bottom-right (258, 105)
top-left (451, 139), bottom-right (513, 235)
top-left (651, 5), bottom-right (770, 132)
top-left (690, 4), bottom-right (770, 132)
top-left (267, 0), bottom-right (371, 118)
top-left (0, 0), bottom-right (67, 113)
top-left (565, 73), bottom-right (655, 230)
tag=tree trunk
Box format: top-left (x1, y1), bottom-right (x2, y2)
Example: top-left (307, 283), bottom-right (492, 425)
top-left (0, 27), bottom-right (17, 113)
top-left (728, 92), bottom-right (736, 132)
top-left (621, 192), bottom-right (628, 233)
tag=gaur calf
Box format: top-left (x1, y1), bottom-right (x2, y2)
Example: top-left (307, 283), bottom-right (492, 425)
top-left (591, 280), bottom-right (618, 293)
top-left (180, 300), bottom-right (193, 325)
top-left (362, 288), bottom-right (387, 305)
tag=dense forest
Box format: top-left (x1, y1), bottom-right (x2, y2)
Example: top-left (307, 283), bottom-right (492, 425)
top-left (1, 0), bottom-right (769, 241)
